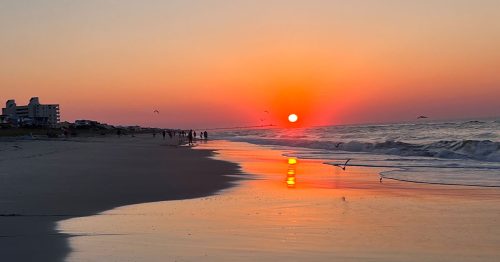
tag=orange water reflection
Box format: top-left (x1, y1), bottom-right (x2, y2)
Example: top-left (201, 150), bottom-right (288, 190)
top-left (199, 140), bottom-right (375, 192)
top-left (286, 157), bottom-right (297, 188)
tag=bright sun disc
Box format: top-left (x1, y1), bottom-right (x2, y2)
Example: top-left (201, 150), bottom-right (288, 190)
top-left (288, 114), bottom-right (298, 123)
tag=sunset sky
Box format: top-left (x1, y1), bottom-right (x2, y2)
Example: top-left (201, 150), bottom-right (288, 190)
top-left (1, 0), bottom-right (499, 128)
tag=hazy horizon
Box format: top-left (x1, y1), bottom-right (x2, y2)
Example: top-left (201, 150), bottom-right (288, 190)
top-left (1, 0), bottom-right (499, 128)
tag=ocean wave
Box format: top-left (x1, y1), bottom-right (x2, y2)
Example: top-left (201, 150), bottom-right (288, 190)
top-left (224, 137), bottom-right (500, 162)
top-left (216, 121), bottom-right (500, 187)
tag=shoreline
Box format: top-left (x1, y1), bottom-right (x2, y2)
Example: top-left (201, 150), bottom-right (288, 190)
top-left (2, 138), bottom-right (500, 261)
top-left (59, 140), bottom-right (500, 261)
top-left (0, 135), bottom-right (243, 261)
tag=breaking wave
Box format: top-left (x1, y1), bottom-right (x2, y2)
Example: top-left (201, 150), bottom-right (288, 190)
top-left (226, 137), bottom-right (500, 162)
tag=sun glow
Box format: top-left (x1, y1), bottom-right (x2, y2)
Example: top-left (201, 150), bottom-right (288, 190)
top-left (288, 114), bottom-right (298, 123)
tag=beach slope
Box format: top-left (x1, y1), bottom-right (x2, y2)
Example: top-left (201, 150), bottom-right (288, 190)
top-left (0, 136), bottom-right (240, 261)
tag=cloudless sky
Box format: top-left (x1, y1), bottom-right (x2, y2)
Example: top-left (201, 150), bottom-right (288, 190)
top-left (1, 0), bottom-right (499, 128)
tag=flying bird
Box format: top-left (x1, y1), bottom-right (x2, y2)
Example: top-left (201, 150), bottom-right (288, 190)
top-left (264, 110), bottom-right (269, 114)
top-left (417, 115), bottom-right (428, 119)
top-left (153, 110), bottom-right (160, 114)
top-left (334, 159), bottom-right (351, 171)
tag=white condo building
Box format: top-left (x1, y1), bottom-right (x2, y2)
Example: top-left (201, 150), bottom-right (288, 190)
top-left (1, 97), bottom-right (60, 127)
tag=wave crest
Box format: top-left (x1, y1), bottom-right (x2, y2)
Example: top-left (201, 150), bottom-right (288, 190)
top-left (226, 137), bottom-right (500, 162)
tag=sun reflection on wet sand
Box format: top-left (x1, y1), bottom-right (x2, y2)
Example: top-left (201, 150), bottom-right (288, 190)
top-left (286, 157), bottom-right (297, 188)
top-left (59, 140), bottom-right (500, 262)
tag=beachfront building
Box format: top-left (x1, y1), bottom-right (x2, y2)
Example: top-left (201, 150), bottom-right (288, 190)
top-left (0, 114), bottom-right (11, 128)
top-left (1, 97), bottom-right (60, 127)
top-left (74, 119), bottom-right (115, 130)
top-left (75, 119), bottom-right (100, 127)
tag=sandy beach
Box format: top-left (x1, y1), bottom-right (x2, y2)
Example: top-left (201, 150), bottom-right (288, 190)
top-left (0, 135), bottom-right (241, 261)
top-left (56, 140), bottom-right (500, 262)
top-left (1, 136), bottom-right (499, 261)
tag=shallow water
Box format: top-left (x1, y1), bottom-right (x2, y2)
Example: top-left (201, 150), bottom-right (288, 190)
top-left (213, 119), bottom-right (500, 187)
top-left (59, 141), bottom-right (500, 261)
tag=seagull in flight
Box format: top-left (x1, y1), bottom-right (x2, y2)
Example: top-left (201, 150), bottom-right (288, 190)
top-left (153, 109), bottom-right (160, 114)
top-left (334, 159), bottom-right (351, 171)
top-left (417, 115), bottom-right (428, 119)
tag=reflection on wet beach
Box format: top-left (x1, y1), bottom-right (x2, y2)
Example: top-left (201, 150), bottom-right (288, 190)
top-left (286, 157), bottom-right (297, 188)
top-left (60, 140), bottom-right (500, 262)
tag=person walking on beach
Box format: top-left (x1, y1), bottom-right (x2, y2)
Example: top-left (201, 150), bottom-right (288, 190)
top-left (193, 131), bottom-right (197, 141)
top-left (204, 131), bottom-right (208, 140)
top-left (188, 130), bottom-right (193, 145)
top-left (162, 130), bottom-right (166, 140)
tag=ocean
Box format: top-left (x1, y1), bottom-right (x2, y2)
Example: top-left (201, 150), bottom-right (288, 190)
top-left (213, 118), bottom-right (500, 187)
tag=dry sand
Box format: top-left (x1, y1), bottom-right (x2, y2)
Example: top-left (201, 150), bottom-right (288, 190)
top-left (0, 135), bottom-right (241, 261)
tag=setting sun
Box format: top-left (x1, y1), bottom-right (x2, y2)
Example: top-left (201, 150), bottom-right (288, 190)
top-left (288, 114), bottom-right (298, 123)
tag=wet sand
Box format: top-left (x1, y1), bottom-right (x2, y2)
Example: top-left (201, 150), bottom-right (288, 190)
top-left (0, 136), bottom-right (241, 261)
top-left (60, 141), bottom-right (500, 261)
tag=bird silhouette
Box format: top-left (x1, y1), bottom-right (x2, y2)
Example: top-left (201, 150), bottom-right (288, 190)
top-left (417, 115), bottom-right (428, 119)
top-left (334, 159), bottom-right (351, 170)
top-left (153, 110), bottom-right (160, 114)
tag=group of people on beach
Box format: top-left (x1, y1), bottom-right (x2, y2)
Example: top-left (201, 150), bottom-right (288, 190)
top-left (112, 127), bottom-right (208, 147)
top-left (186, 130), bottom-right (208, 145)
top-left (152, 129), bottom-right (208, 146)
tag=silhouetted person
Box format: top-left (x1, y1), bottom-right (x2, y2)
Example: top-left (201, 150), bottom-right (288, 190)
top-left (204, 131), bottom-right (208, 140)
top-left (193, 131), bottom-right (197, 140)
top-left (188, 130), bottom-right (193, 145)
top-left (162, 130), bottom-right (166, 140)
top-left (153, 132), bottom-right (156, 138)
top-left (117, 129), bottom-right (121, 137)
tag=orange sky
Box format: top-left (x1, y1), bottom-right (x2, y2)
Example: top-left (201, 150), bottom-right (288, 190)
top-left (1, 0), bottom-right (499, 128)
